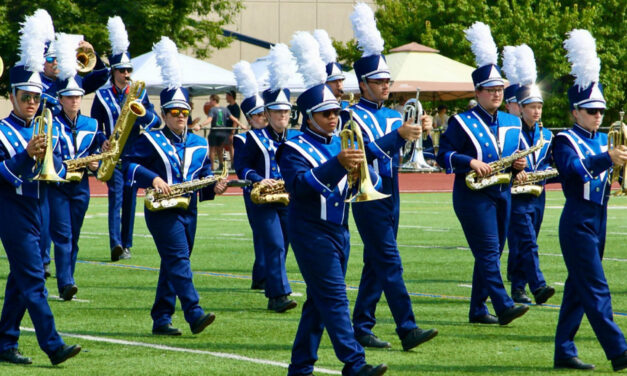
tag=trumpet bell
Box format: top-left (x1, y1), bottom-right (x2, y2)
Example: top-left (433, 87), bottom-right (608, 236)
top-left (76, 47), bottom-right (96, 73)
top-left (347, 187), bottom-right (391, 203)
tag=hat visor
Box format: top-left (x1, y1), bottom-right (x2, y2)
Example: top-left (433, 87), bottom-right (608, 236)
top-left (247, 106), bottom-right (265, 116)
top-left (15, 85), bottom-right (43, 94)
top-left (311, 102), bottom-right (341, 113)
top-left (364, 71), bottom-right (391, 80)
top-left (266, 103), bottom-right (292, 111)
top-left (58, 89), bottom-right (85, 97)
top-left (478, 79), bottom-right (504, 88)
top-left (162, 101), bottom-right (191, 110)
top-left (578, 100), bottom-right (606, 109)
top-left (112, 63), bottom-right (133, 69)
top-left (520, 97), bottom-right (543, 105)
top-left (326, 75), bottom-right (345, 82)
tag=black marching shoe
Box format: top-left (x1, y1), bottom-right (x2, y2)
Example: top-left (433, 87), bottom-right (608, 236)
top-left (268, 295), bottom-right (297, 313)
top-left (0, 348), bottom-right (32, 364)
top-left (152, 324), bottom-right (182, 336)
top-left (498, 304), bottom-right (529, 325)
top-left (111, 245), bottom-right (124, 261)
top-left (356, 363), bottom-right (388, 376)
top-left (356, 334), bottom-right (391, 349)
top-left (533, 285), bottom-right (556, 305)
top-left (119, 248), bottom-right (132, 260)
top-left (612, 351), bottom-right (627, 372)
top-left (49, 344), bottom-right (81, 365)
top-left (44, 263), bottom-right (51, 279)
top-left (469, 314), bottom-right (499, 324)
top-left (191, 313), bottom-right (216, 334)
top-left (401, 328), bottom-right (438, 351)
top-left (61, 285), bottom-right (78, 301)
top-left (251, 280), bottom-right (265, 290)
top-left (512, 289), bottom-right (532, 304)
top-left (554, 357), bottom-right (595, 370)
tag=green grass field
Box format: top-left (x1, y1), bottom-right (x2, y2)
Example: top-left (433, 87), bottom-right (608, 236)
top-left (2, 191), bottom-right (627, 375)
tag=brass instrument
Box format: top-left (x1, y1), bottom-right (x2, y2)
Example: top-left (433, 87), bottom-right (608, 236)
top-left (145, 164), bottom-right (229, 211)
top-left (511, 169), bottom-right (559, 196)
top-left (0, 57), bottom-right (3, 78)
top-left (339, 109), bottom-right (390, 202)
top-left (97, 80), bottom-right (146, 182)
top-left (32, 103), bottom-right (67, 182)
top-left (400, 89), bottom-right (439, 172)
top-left (64, 153), bottom-right (106, 182)
top-left (76, 46), bottom-right (96, 73)
top-left (250, 180), bottom-right (290, 206)
top-left (608, 110), bottom-right (627, 196)
top-left (432, 127), bottom-right (442, 156)
top-left (466, 122), bottom-right (547, 190)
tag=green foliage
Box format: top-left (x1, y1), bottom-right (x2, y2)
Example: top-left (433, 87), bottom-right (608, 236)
top-left (336, 0), bottom-right (627, 127)
top-left (0, 0), bottom-right (242, 95)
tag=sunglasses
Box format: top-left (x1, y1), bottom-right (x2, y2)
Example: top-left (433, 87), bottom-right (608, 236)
top-left (117, 67), bottom-right (133, 73)
top-left (318, 109), bottom-right (340, 118)
top-left (45, 57), bottom-right (56, 63)
top-left (168, 108), bottom-right (190, 117)
top-left (20, 93), bottom-right (41, 103)
top-left (585, 108), bottom-right (605, 115)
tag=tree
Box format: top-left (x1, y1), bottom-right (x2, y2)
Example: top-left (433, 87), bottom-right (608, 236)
top-left (0, 0), bottom-right (242, 95)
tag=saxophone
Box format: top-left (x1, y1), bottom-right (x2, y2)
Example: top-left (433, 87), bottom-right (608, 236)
top-left (96, 80), bottom-right (147, 182)
top-left (511, 169), bottom-right (559, 196)
top-left (250, 180), bottom-right (290, 205)
top-left (466, 123), bottom-right (547, 190)
top-left (144, 164), bottom-right (229, 211)
top-left (64, 153), bottom-right (108, 182)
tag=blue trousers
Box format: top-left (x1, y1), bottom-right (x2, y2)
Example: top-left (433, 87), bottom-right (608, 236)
top-left (0, 190), bottom-right (65, 355)
top-left (453, 179), bottom-right (514, 318)
top-left (40, 188), bottom-right (51, 265)
top-left (107, 168), bottom-right (137, 249)
top-left (507, 193), bottom-right (547, 292)
top-left (247, 202), bottom-right (291, 299)
top-left (145, 206), bottom-right (205, 329)
top-left (49, 178), bottom-right (90, 294)
top-left (243, 193), bottom-right (266, 286)
top-left (352, 176), bottom-right (417, 339)
top-left (288, 218), bottom-right (366, 376)
top-left (555, 201), bottom-right (627, 361)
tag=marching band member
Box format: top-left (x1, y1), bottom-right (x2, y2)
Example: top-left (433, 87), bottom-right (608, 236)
top-left (342, 3), bottom-right (437, 351)
top-left (436, 22), bottom-right (529, 325)
top-left (313, 29), bottom-right (348, 109)
top-left (48, 33), bottom-right (105, 301)
top-left (240, 43), bottom-right (297, 313)
top-left (123, 37), bottom-right (226, 336)
top-left (279, 31), bottom-right (387, 376)
top-left (232, 60), bottom-right (268, 291)
top-left (0, 13), bottom-right (80, 365)
top-left (552, 29), bottom-right (627, 371)
top-left (91, 16), bottom-right (160, 262)
top-left (506, 45), bottom-right (555, 305)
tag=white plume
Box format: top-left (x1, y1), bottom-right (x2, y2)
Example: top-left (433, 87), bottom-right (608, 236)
top-left (351, 2), bottom-right (384, 57)
top-left (153, 36), bottom-right (181, 90)
top-left (17, 11), bottom-right (49, 72)
top-left (290, 31), bottom-right (326, 89)
top-left (33, 9), bottom-right (55, 43)
top-left (563, 29), bottom-right (600, 90)
top-left (501, 46), bottom-right (519, 85)
top-left (107, 16), bottom-right (129, 56)
top-left (464, 22), bottom-right (499, 67)
top-left (55, 33), bottom-right (81, 81)
top-left (233, 60), bottom-right (259, 99)
top-left (515, 44), bottom-right (537, 86)
top-left (268, 43), bottom-right (296, 91)
top-left (313, 29), bottom-right (337, 64)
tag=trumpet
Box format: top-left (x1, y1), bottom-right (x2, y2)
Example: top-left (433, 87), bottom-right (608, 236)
top-left (339, 109), bottom-right (390, 202)
top-left (0, 57), bottom-right (3, 78)
top-left (608, 111), bottom-right (627, 196)
top-left (32, 102), bottom-right (67, 182)
top-left (76, 46), bottom-right (96, 73)
top-left (400, 89), bottom-right (439, 172)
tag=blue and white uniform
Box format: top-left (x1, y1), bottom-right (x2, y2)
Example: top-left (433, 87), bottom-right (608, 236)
top-left (48, 111), bottom-right (103, 294)
top-left (436, 105), bottom-right (522, 319)
top-left (123, 127), bottom-right (216, 331)
top-left (340, 97), bottom-right (420, 339)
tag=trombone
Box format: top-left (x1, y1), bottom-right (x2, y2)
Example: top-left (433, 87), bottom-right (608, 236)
top-left (32, 100), bottom-right (67, 182)
top-left (339, 109), bottom-right (390, 202)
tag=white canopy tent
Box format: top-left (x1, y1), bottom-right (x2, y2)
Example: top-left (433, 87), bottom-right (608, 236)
top-left (130, 51), bottom-right (236, 96)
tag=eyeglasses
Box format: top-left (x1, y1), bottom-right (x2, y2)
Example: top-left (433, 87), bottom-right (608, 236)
top-left (366, 79), bottom-right (392, 86)
top-left (117, 67), bottom-right (133, 73)
top-left (168, 108), bottom-right (190, 117)
top-left (20, 93), bottom-right (41, 103)
top-left (485, 87), bottom-right (504, 95)
top-left (45, 57), bottom-right (56, 63)
top-left (585, 108), bottom-right (605, 115)
top-left (319, 109), bottom-right (340, 118)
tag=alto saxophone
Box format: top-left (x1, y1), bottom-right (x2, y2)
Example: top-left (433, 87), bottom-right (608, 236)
top-left (250, 179), bottom-right (290, 206)
top-left (144, 164), bottom-right (229, 211)
top-left (466, 122), bottom-right (547, 190)
top-left (97, 80), bottom-right (147, 182)
top-left (511, 169), bottom-right (559, 196)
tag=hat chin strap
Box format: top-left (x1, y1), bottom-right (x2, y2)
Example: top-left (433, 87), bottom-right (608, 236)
top-left (361, 77), bottom-right (382, 105)
top-left (308, 113), bottom-right (332, 137)
top-left (264, 109), bottom-right (286, 138)
top-left (11, 91), bottom-right (34, 124)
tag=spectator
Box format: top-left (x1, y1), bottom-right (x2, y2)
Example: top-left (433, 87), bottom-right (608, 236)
top-left (188, 101), bottom-right (201, 130)
top-left (434, 104), bottom-right (449, 131)
top-left (225, 90), bottom-right (242, 163)
top-left (200, 94), bottom-right (241, 169)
